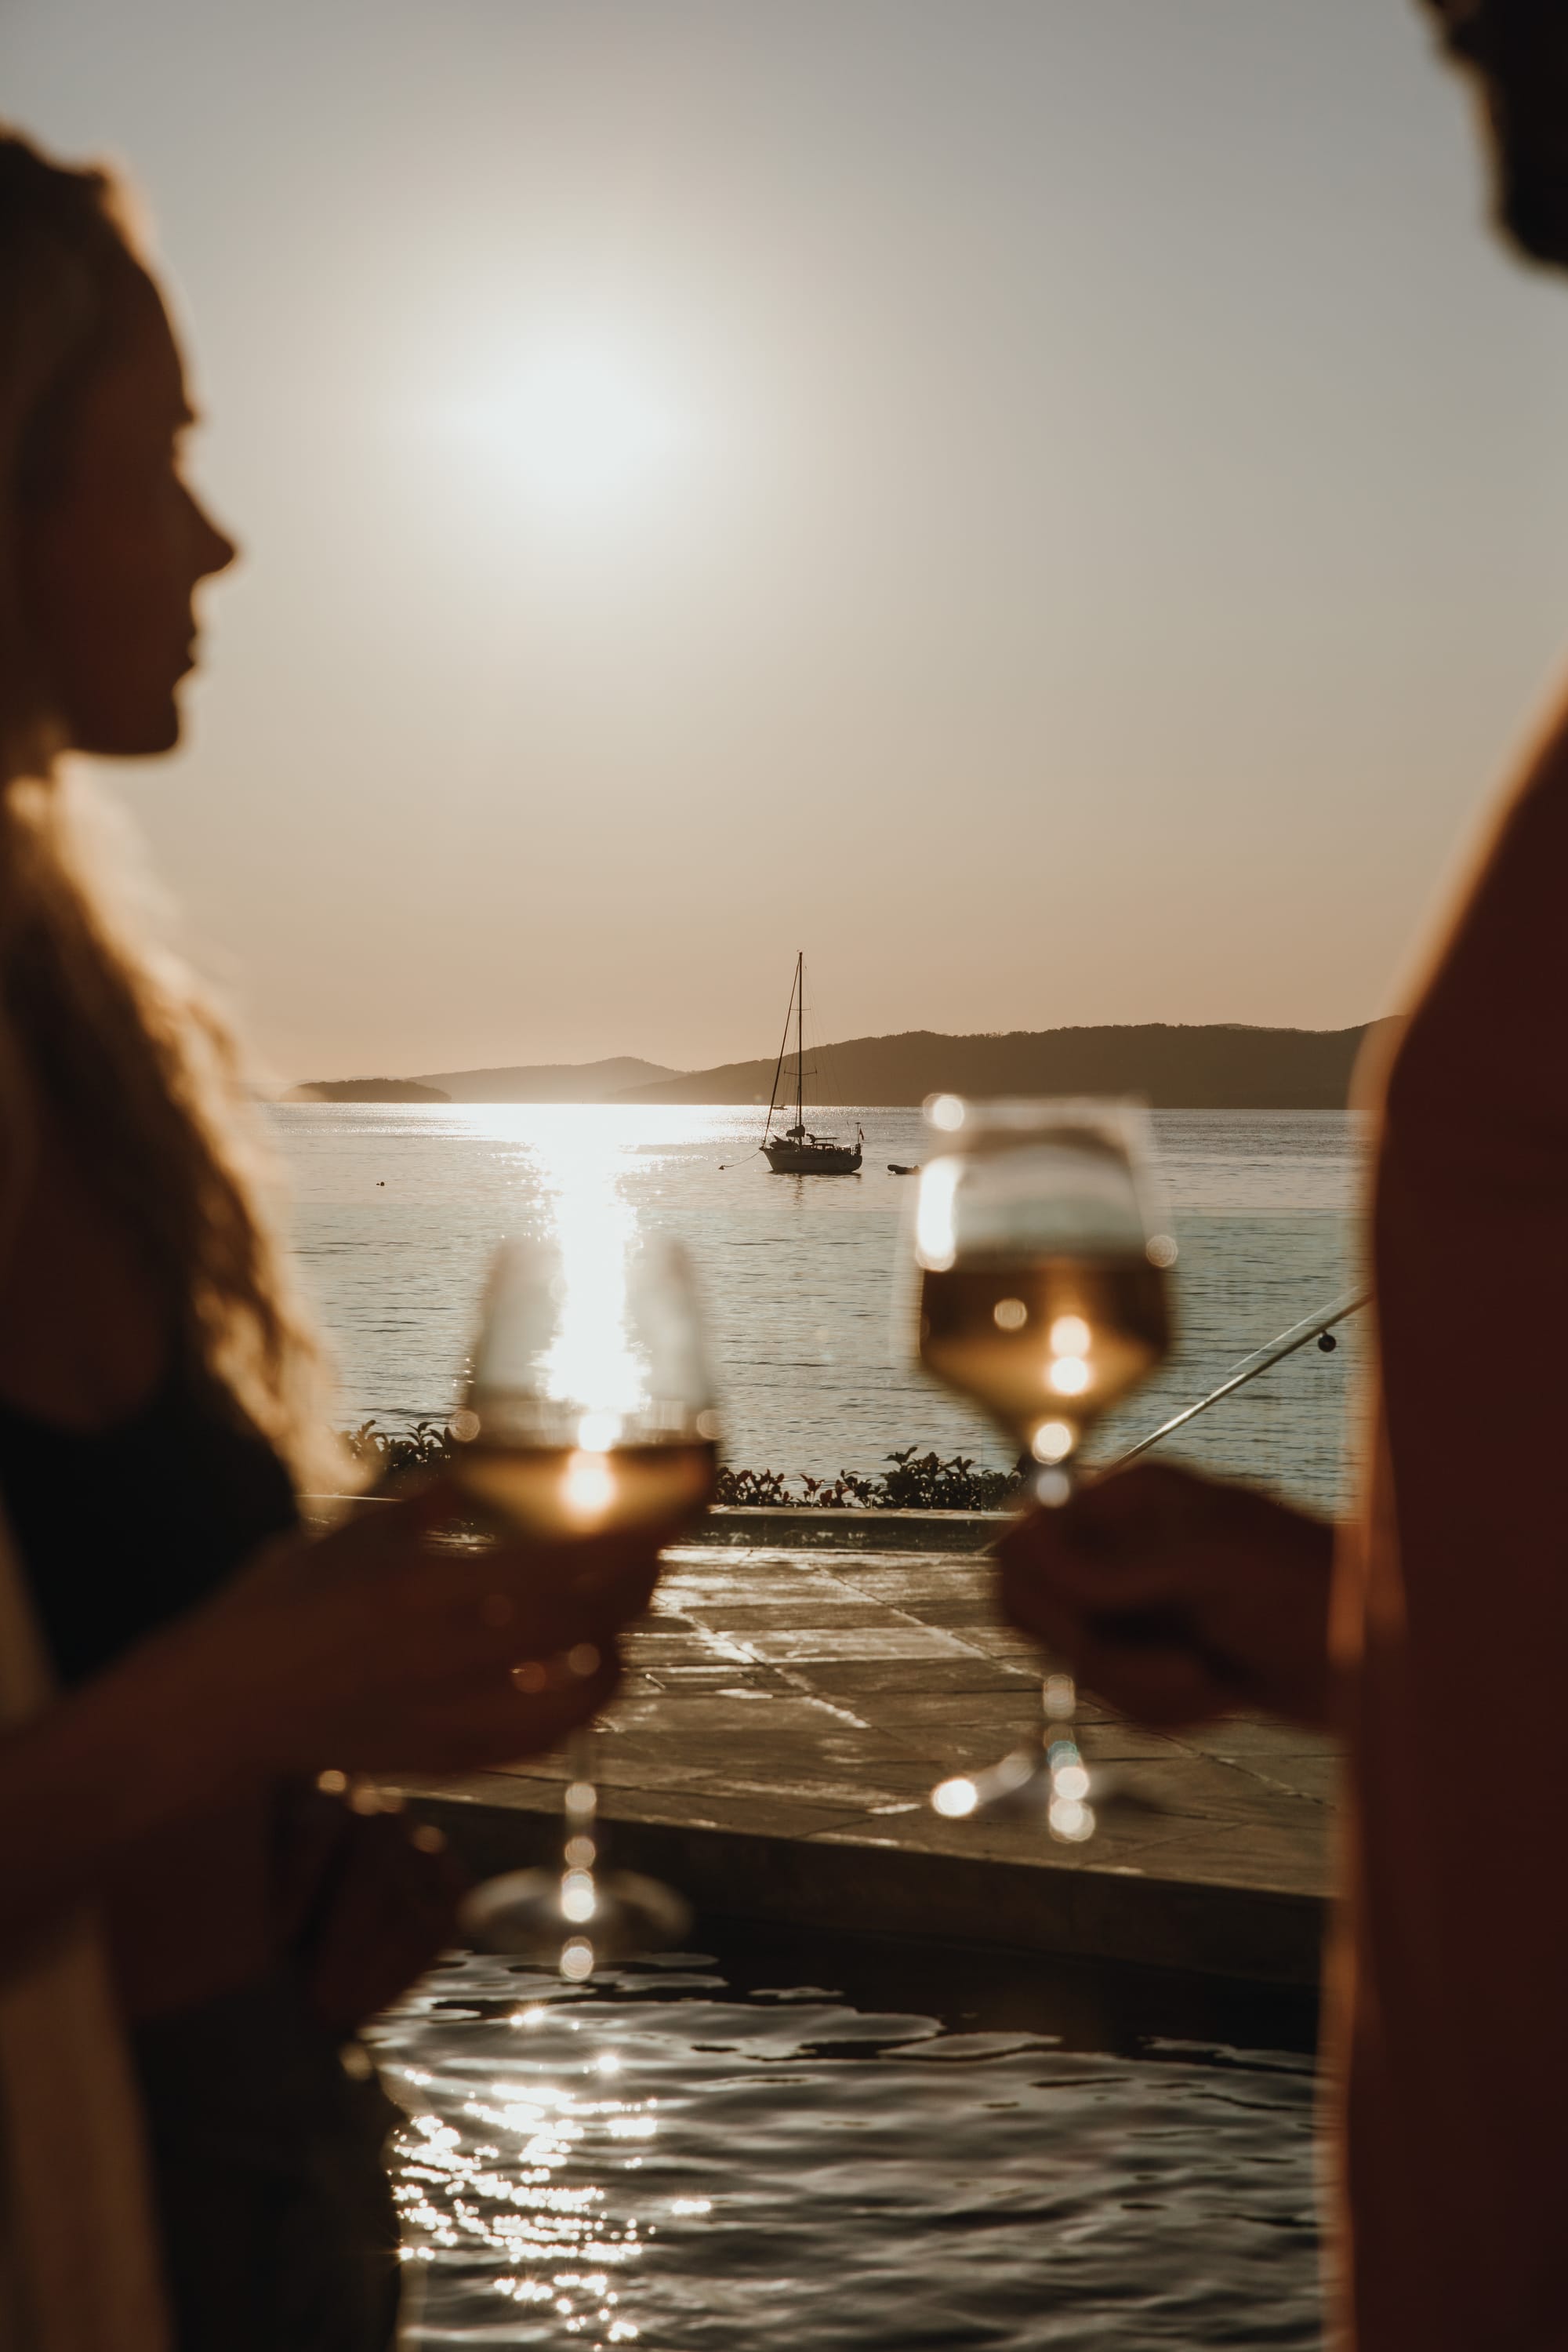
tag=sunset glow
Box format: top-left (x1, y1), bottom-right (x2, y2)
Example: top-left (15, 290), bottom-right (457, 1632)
top-left (18, 2), bottom-right (1568, 1080)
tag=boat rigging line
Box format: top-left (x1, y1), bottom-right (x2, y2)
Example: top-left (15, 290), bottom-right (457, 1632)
top-left (718, 962), bottom-right (802, 1167)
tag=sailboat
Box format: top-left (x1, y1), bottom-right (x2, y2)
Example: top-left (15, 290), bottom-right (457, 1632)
top-left (760, 953), bottom-right (864, 1175)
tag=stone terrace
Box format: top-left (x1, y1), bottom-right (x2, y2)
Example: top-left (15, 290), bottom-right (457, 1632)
top-left (399, 1537), bottom-right (1336, 1987)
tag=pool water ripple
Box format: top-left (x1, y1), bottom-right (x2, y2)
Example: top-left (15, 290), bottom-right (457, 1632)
top-left (373, 1952), bottom-right (1320, 2349)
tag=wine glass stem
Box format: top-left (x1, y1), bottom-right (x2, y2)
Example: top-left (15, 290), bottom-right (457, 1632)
top-left (564, 1727), bottom-right (597, 1858)
top-left (1041, 1673), bottom-right (1080, 1765)
top-left (1034, 1457), bottom-right (1089, 1837)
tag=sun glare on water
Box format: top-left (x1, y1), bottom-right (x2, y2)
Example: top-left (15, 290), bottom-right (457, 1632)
top-left (525, 1111), bottom-right (644, 1414)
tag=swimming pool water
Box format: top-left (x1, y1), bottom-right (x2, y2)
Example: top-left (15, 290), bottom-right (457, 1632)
top-left (373, 1944), bottom-right (1320, 2349)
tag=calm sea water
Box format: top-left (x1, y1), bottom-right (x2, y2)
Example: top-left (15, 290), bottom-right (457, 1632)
top-left (267, 1105), bottom-right (1365, 1512)
top-left (376, 1947), bottom-right (1319, 2350)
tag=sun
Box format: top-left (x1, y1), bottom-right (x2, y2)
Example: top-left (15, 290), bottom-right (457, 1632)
top-left (517, 345), bottom-right (684, 511)
top-left (445, 332), bottom-right (694, 524)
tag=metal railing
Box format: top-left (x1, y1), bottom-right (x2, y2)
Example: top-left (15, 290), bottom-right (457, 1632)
top-left (1107, 1287), bottom-right (1370, 1473)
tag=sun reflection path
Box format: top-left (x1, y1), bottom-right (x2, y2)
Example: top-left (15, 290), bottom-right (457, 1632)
top-left (456, 1106), bottom-right (666, 1427)
top-left (517, 1109), bottom-right (648, 1418)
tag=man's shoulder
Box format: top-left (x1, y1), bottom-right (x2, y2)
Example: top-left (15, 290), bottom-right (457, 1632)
top-left (1373, 696), bottom-right (1568, 1146)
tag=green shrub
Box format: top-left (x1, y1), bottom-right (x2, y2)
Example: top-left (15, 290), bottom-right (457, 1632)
top-left (343, 1424), bottom-right (1020, 1512)
top-left (715, 1445), bottom-right (1020, 1509)
top-left (343, 1418), bottom-right (454, 1476)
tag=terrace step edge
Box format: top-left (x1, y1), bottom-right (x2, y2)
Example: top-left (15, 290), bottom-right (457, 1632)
top-left (695, 1507), bottom-right (1008, 1551)
top-left (395, 1778), bottom-right (1326, 1990)
top-left (303, 1499), bottom-right (1011, 1552)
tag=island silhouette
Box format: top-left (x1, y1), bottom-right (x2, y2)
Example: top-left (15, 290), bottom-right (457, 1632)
top-left (290, 1023), bottom-right (1392, 1109)
top-left (287, 1077), bottom-right (452, 1104)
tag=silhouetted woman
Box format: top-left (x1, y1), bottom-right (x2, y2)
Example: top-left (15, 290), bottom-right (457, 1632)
top-left (0, 132), bottom-right (666, 2351)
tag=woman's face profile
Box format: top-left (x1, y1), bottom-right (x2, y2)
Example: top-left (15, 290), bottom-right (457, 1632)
top-left (21, 270), bottom-right (238, 759)
top-left (1428, 0), bottom-right (1568, 265)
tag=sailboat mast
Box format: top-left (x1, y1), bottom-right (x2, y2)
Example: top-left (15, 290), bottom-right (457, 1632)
top-left (795, 949), bottom-right (804, 1131)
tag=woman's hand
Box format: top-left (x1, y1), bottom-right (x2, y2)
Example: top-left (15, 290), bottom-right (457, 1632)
top-left (165, 1478), bottom-right (670, 1783)
top-left (0, 1478), bottom-right (675, 1981)
top-left (996, 1461), bottom-right (1336, 1730)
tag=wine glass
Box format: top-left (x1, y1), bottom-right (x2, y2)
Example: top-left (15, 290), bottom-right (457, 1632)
top-left (910, 1098), bottom-right (1174, 1841)
top-left (449, 1232), bottom-right (719, 1976)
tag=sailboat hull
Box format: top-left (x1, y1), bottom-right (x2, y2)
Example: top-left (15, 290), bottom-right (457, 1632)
top-left (762, 1139), bottom-right (862, 1174)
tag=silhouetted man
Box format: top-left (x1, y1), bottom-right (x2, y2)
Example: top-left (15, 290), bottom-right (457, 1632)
top-left (1000, 6), bottom-right (1568, 2345)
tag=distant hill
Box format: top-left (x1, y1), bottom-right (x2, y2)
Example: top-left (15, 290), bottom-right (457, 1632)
top-left (409, 1055), bottom-right (677, 1104)
top-left (289, 1077), bottom-right (451, 1104)
top-left (613, 1023), bottom-right (1394, 1110)
top-left (292, 1028), bottom-right (1392, 1113)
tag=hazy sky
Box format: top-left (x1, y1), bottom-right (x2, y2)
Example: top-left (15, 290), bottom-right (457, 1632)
top-left (8, 0), bottom-right (1568, 1079)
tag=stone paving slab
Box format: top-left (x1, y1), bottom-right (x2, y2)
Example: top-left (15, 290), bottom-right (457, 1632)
top-left (394, 1541), bottom-right (1336, 1987)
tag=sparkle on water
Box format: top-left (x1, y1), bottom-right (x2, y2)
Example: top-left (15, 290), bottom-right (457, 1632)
top-left (372, 1947), bottom-right (1320, 2350)
top-left (271, 1104), bottom-right (1364, 1512)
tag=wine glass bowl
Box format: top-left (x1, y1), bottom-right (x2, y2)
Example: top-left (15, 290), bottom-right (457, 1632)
top-left (916, 1099), bottom-right (1171, 1465)
top-left (913, 1098), bottom-right (1174, 1836)
top-left (452, 1236), bottom-right (720, 1540)
top-left (450, 1232), bottom-right (717, 1970)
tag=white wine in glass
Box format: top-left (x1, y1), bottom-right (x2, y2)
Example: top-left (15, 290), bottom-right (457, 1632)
top-left (450, 1232), bottom-right (718, 1975)
top-left (912, 1098), bottom-right (1174, 1839)
top-left (453, 1437), bottom-right (717, 1544)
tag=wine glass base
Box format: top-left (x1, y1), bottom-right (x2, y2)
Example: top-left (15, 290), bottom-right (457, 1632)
top-left (931, 1747), bottom-right (1055, 1824)
top-left (931, 1753), bottom-right (1160, 1838)
top-left (459, 1867), bottom-right (692, 1975)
